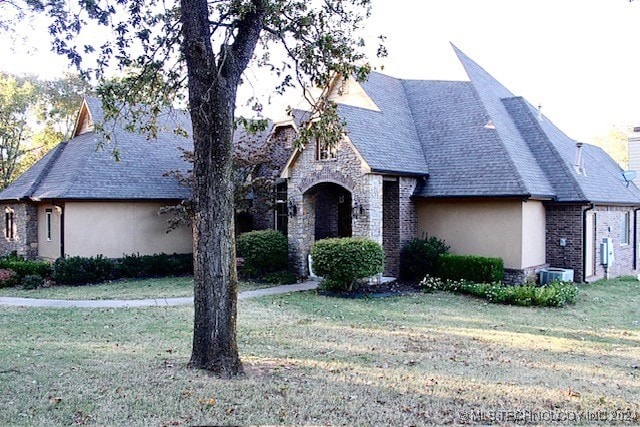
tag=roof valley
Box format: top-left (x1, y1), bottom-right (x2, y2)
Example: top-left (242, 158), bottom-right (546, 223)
top-left (502, 97), bottom-right (587, 202)
top-left (26, 141), bottom-right (68, 199)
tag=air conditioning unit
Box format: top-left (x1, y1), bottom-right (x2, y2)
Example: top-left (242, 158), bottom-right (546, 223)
top-left (539, 268), bottom-right (574, 285)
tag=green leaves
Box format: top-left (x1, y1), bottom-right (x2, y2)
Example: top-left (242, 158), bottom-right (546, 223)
top-left (311, 237), bottom-right (384, 291)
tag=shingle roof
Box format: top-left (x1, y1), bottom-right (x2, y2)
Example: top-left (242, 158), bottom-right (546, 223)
top-left (338, 45), bottom-right (640, 205)
top-left (0, 97), bottom-right (193, 201)
top-left (339, 72), bottom-right (428, 175)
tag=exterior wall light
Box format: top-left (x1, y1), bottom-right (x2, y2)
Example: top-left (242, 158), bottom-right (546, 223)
top-left (352, 201), bottom-right (363, 219)
top-left (288, 200), bottom-right (297, 217)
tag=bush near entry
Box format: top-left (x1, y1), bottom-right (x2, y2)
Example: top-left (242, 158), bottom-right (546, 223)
top-left (399, 236), bottom-right (449, 280)
top-left (236, 230), bottom-right (289, 278)
top-left (311, 237), bottom-right (385, 291)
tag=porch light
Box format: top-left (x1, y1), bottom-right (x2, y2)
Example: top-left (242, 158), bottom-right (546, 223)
top-left (288, 199), bottom-right (298, 217)
top-left (352, 201), bottom-right (363, 219)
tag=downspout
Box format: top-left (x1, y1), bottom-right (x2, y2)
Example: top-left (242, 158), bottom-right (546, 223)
top-left (56, 203), bottom-right (65, 258)
top-left (634, 208), bottom-right (640, 271)
top-left (582, 204), bottom-right (594, 282)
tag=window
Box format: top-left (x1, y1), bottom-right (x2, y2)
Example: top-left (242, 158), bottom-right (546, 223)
top-left (4, 209), bottom-right (14, 240)
top-left (620, 211), bottom-right (630, 245)
top-left (46, 209), bottom-right (52, 241)
top-left (315, 139), bottom-right (337, 161)
top-left (274, 182), bottom-right (288, 235)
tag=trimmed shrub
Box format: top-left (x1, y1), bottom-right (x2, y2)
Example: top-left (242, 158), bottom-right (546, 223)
top-left (53, 255), bottom-right (115, 286)
top-left (437, 254), bottom-right (504, 284)
top-left (311, 237), bottom-right (385, 291)
top-left (399, 236), bottom-right (449, 280)
top-left (115, 253), bottom-right (192, 278)
top-left (0, 268), bottom-right (19, 288)
top-left (21, 274), bottom-right (44, 290)
top-left (0, 258), bottom-right (51, 281)
top-left (236, 230), bottom-right (288, 277)
top-left (420, 275), bottom-right (578, 307)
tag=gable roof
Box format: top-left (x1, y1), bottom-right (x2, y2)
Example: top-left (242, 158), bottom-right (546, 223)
top-left (0, 97), bottom-right (194, 201)
top-left (327, 46), bottom-right (640, 205)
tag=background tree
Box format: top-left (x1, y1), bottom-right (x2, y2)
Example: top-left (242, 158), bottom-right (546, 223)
top-left (0, 71), bottom-right (90, 186)
top-left (14, 0), bottom-right (381, 377)
top-left (593, 125), bottom-right (630, 170)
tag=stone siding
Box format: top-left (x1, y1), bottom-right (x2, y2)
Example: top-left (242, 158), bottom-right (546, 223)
top-left (504, 263), bottom-right (549, 285)
top-left (251, 126), bottom-right (297, 231)
top-left (0, 202), bottom-right (38, 258)
top-left (287, 135), bottom-right (388, 277)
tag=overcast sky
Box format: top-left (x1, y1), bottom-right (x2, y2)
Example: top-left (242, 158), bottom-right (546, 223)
top-left (2, 0), bottom-right (639, 144)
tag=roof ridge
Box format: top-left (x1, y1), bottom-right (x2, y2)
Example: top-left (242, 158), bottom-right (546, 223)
top-left (464, 80), bottom-right (531, 196)
top-left (502, 97), bottom-right (587, 201)
top-left (26, 141), bottom-right (68, 199)
top-left (399, 79), bottom-right (430, 174)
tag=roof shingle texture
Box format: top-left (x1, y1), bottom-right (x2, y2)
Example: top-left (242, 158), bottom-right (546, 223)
top-left (0, 98), bottom-right (196, 201)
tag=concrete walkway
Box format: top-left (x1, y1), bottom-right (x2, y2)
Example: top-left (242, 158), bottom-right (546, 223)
top-left (0, 281), bottom-right (319, 308)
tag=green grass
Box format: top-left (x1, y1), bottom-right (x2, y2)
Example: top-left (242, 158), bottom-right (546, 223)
top-left (0, 279), bottom-right (638, 425)
top-left (0, 277), bottom-right (277, 300)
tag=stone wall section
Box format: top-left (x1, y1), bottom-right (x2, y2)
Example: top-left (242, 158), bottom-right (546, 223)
top-left (287, 135), bottom-right (383, 277)
top-left (0, 202), bottom-right (38, 258)
top-left (251, 126), bottom-right (297, 231)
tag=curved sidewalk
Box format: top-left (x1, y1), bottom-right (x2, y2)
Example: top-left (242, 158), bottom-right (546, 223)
top-left (0, 281), bottom-right (318, 308)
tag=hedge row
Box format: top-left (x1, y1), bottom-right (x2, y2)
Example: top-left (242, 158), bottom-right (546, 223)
top-left (0, 252), bottom-right (193, 288)
top-left (437, 254), bottom-right (504, 284)
top-left (421, 275), bottom-right (578, 307)
top-left (52, 253), bottom-right (193, 286)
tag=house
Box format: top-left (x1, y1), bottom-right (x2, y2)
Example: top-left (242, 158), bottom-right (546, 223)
top-left (0, 97), bottom-right (291, 261)
top-left (0, 98), bottom-right (196, 259)
top-left (280, 45), bottom-right (640, 283)
top-left (3, 46), bottom-right (639, 284)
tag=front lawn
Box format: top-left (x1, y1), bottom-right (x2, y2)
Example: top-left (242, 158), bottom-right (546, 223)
top-left (0, 279), bottom-right (638, 425)
top-left (0, 277), bottom-right (276, 300)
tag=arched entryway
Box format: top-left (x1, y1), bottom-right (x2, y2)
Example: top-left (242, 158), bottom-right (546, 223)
top-left (305, 182), bottom-right (352, 240)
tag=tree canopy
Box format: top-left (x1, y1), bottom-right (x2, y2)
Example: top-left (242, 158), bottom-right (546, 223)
top-left (7, 0), bottom-right (382, 377)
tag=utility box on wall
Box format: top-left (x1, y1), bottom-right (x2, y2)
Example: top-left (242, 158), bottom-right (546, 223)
top-left (600, 237), bottom-right (615, 267)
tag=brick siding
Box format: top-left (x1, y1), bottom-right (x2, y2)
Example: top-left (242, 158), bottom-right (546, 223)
top-left (546, 203), bottom-right (638, 283)
top-left (382, 180), bottom-right (399, 275)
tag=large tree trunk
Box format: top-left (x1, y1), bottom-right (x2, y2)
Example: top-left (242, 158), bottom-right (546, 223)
top-left (187, 83), bottom-right (243, 377)
top-left (180, 0), bottom-right (244, 377)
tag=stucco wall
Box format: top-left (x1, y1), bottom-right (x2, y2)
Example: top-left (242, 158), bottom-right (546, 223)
top-left (62, 201), bottom-right (192, 258)
top-left (521, 201), bottom-right (547, 268)
top-left (417, 199), bottom-right (546, 270)
top-left (38, 204), bottom-right (63, 259)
